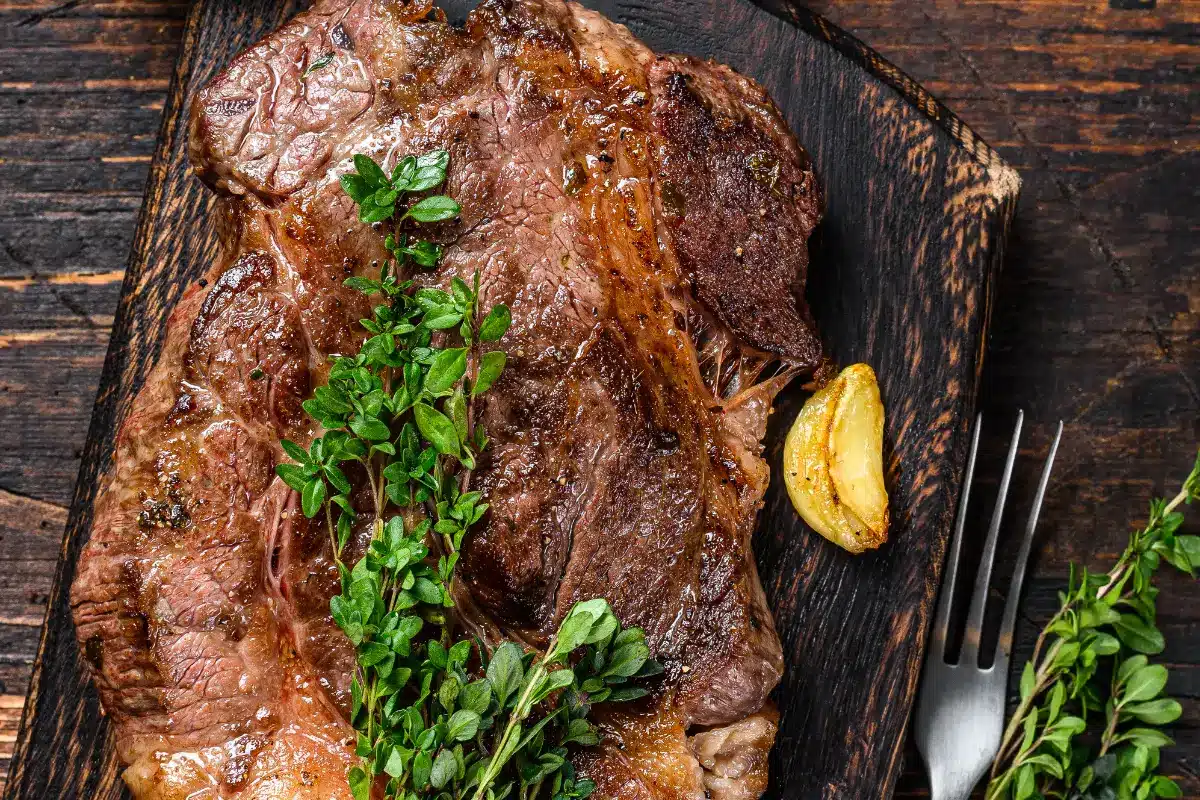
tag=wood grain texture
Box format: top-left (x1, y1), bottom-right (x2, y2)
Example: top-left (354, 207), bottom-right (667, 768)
top-left (792, 2), bottom-right (1200, 796)
top-left (0, 0), bottom-right (1196, 798)
top-left (3, 1), bottom-right (303, 796)
top-left (0, 2), bottom-right (191, 790)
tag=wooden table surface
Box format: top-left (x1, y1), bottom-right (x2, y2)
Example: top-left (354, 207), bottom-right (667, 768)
top-left (0, 0), bottom-right (1195, 796)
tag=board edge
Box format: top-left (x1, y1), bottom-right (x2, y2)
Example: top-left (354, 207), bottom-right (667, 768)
top-left (754, 0), bottom-right (1022, 200)
top-left (5, 0), bottom-right (213, 794)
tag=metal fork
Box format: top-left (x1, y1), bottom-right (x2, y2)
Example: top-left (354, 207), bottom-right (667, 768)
top-left (914, 412), bottom-right (1064, 800)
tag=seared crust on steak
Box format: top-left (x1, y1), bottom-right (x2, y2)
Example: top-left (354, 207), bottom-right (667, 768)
top-left (72, 1), bottom-right (823, 797)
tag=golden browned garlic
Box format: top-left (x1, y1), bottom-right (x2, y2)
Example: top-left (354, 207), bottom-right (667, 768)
top-left (783, 363), bottom-right (889, 554)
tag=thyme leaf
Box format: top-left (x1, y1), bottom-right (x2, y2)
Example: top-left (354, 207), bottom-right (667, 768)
top-left (986, 452), bottom-right (1200, 800)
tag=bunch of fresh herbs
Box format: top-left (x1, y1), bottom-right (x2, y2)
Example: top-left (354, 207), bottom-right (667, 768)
top-left (986, 454), bottom-right (1200, 800)
top-left (277, 150), bottom-right (660, 800)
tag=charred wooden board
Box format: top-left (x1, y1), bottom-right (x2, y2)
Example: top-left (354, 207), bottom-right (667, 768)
top-left (4, 0), bottom-right (1018, 797)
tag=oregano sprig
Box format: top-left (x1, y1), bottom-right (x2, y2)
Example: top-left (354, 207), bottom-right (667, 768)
top-left (986, 453), bottom-right (1200, 800)
top-left (276, 150), bottom-right (659, 800)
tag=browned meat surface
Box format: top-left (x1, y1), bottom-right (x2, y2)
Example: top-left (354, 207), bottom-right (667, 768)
top-left (71, 1), bottom-right (823, 797)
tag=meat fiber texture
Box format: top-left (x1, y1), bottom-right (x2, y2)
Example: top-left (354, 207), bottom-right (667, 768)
top-left (71, 1), bottom-right (823, 797)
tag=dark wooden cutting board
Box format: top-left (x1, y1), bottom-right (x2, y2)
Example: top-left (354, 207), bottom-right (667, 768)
top-left (5, 0), bottom-right (1018, 797)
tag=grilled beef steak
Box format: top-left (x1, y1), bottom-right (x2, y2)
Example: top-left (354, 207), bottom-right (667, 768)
top-left (71, 0), bottom-right (823, 797)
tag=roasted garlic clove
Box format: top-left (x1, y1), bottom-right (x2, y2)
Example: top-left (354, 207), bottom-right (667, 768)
top-left (783, 363), bottom-right (889, 554)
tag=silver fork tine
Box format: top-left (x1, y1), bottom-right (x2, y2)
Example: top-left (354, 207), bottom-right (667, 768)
top-left (917, 412), bottom-right (1062, 800)
top-left (961, 410), bottom-right (1024, 665)
top-left (994, 421), bottom-right (1063, 672)
top-left (930, 414), bottom-right (982, 663)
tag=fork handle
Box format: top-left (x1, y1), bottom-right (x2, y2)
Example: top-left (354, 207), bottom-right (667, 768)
top-left (930, 767), bottom-right (990, 800)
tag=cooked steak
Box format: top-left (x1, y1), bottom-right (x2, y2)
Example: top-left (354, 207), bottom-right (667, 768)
top-left (71, 1), bottom-right (823, 797)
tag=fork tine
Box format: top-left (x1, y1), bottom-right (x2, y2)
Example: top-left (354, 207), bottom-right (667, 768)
top-left (930, 413), bottom-right (982, 663)
top-left (994, 421), bottom-right (1063, 672)
top-left (961, 410), bottom-right (1023, 665)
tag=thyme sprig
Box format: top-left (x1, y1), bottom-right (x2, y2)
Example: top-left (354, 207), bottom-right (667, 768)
top-left (276, 150), bottom-right (659, 800)
top-left (986, 453), bottom-right (1200, 800)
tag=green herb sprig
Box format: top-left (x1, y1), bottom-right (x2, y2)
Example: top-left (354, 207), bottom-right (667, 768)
top-left (986, 453), bottom-right (1200, 800)
top-left (276, 150), bottom-right (659, 800)
top-left (341, 150), bottom-right (461, 268)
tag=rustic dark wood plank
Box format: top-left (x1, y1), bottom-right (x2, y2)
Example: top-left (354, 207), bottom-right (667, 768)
top-left (0, 1), bottom-right (189, 788)
top-left (796, 1), bottom-right (1200, 795)
top-left (0, 328), bottom-right (111, 508)
top-left (0, 3), bottom-right (189, 787)
top-left (803, 0), bottom-right (1199, 196)
top-left (0, 489), bottom-right (67, 745)
top-left (0, 490), bottom-right (66, 627)
top-left (0, 0), bottom-right (188, 547)
top-left (3, 1), bottom-right (304, 796)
